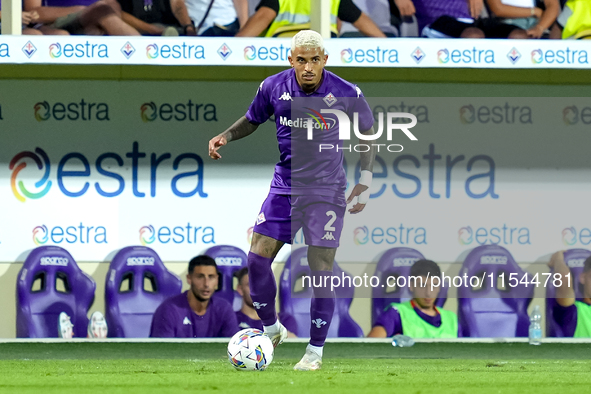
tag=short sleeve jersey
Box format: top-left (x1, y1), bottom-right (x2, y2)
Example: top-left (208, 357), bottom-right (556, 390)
top-left (245, 68), bottom-right (373, 197)
top-left (150, 291), bottom-right (239, 338)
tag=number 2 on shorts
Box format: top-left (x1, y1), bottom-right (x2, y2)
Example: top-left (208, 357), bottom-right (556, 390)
top-left (324, 211), bottom-right (337, 232)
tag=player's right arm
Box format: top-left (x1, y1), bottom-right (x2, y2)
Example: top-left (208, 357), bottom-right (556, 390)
top-left (548, 250), bottom-right (575, 307)
top-left (209, 117), bottom-right (259, 160)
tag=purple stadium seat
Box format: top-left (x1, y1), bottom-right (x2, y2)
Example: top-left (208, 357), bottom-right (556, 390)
top-left (204, 245), bottom-right (248, 311)
top-left (546, 248), bottom-right (590, 337)
top-left (16, 246), bottom-right (95, 338)
top-left (458, 245), bottom-right (533, 337)
top-left (105, 246), bottom-right (182, 338)
top-left (279, 247), bottom-right (363, 338)
top-left (371, 247), bottom-right (448, 325)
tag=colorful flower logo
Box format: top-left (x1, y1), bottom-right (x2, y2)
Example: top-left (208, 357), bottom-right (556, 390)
top-left (146, 44), bottom-right (158, 59)
top-left (33, 225), bottom-right (49, 245)
top-left (459, 105), bottom-right (475, 124)
top-left (353, 226), bottom-right (369, 245)
top-left (9, 148), bottom-right (52, 202)
top-left (34, 101), bottom-right (50, 122)
top-left (243, 45), bottom-right (256, 61)
top-left (340, 48), bottom-right (353, 64)
top-left (563, 106), bottom-right (578, 125)
top-left (562, 227), bottom-right (576, 246)
top-left (458, 226), bottom-right (473, 245)
top-left (437, 49), bottom-right (449, 64)
top-left (49, 43), bottom-right (62, 58)
top-left (140, 102), bottom-right (157, 122)
top-left (140, 225), bottom-right (155, 245)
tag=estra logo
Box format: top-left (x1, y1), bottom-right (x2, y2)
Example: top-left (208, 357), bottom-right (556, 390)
top-left (140, 101), bottom-right (218, 122)
top-left (32, 223), bottom-right (108, 245)
top-left (138, 223), bottom-right (215, 245)
top-left (437, 47), bottom-right (495, 64)
top-left (459, 103), bottom-right (532, 124)
top-left (340, 47), bottom-right (399, 64)
top-left (457, 225), bottom-right (530, 246)
top-left (354, 225), bottom-right (426, 246)
top-left (531, 48), bottom-right (589, 65)
top-left (34, 100), bottom-right (109, 121)
top-left (562, 227), bottom-right (591, 246)
top-left (243, 44), bottom-right (290, 61)
top-left (563, 105), bottom-right (591, 125)
top-left (49, 41), bottom-right (108, 58)
top-left (146, 43), bottom-right (205, 59)
top-left (8, 142), bottom-right (207, 202)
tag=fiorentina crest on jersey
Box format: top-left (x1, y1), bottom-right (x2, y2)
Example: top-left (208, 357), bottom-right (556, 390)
top-left (323, 92), bottom-right (337, 107)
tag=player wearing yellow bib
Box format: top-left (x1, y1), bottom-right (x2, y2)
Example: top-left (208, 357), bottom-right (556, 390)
top-left (368, 260), bottom-right (460, 338)
top-left (548, 251), bottom-right (591, 337)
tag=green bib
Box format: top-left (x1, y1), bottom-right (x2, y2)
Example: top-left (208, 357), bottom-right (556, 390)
top-left (389, 301), bottom-right (458, 338)
top-left (265, 0), bottom-right (340, 37)
top-left (562, 0), bottom-right (591, 39)
top-left (574, 301), bottom-right (591, 337)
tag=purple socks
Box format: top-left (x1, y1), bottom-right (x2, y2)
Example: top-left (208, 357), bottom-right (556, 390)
top-left (309, 270), bottom-right (335, 347)
top-left (247, 252), bottom-right (278, 326)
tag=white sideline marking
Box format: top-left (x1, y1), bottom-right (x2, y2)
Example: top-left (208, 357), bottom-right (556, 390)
top-left (0, 338), bottom-right (590, 344)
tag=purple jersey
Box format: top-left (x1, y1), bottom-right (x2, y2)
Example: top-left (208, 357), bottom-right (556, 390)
top-left (150, 291), bottom-right (239, 338)
top-left (375, 303), bottom-right (462, 337)
top-left (245, 69), bottom-right (373, 198)
top-left (413, 0), bottom-right (472, 30)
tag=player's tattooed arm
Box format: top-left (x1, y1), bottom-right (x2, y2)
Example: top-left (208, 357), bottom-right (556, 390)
top-left (347, 126), bottom-right (376, 213)
top-left (209, 116), bottom-right (259, 160)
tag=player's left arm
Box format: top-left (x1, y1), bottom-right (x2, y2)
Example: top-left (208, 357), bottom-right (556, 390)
top-left (347, 126), bottom-right (376, 214)
top-left (346, 88), bottom-right (376, 214)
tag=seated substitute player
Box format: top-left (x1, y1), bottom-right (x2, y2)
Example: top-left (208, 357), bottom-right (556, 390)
top-left (150, 255), bottom-right (239, 338)
top-left (368, 260), bottom-right (460, 338)
top-left (234, 267), bottom-right (298, 337)
top-left (208, 30), bottom-right (376, 370)
top-left (548, 251), bottom-right (591, 337)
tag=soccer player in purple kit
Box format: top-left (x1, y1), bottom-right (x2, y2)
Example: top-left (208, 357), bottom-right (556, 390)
top-left (208, 30), bottom-right (376, 371)
top-left (150, 255), bottom-right (238, 338)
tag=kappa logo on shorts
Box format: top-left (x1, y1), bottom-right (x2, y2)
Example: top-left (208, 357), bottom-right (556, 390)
top-left (312, 318), bottom-right (327, 329)
top-left (279, 92), bottom-right (293, 101)
top-left (256, 212), bottom-right (266, 225)
top-left (321, 232), bottom-right (335, 241)
top-left (253, 302), bottom-right (267, 310)
top-left (323, 92), bottom-right (337, 107)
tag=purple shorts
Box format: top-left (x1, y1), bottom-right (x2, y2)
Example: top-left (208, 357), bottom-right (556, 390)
top-left (253, 193), bottom-right (346, 248)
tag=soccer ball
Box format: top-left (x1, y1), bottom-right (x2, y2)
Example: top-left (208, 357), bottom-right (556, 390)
top-left (227, 328), bottom-right (274, 371)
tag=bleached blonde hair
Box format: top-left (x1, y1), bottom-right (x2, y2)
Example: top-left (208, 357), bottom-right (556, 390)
top-left (291, 30), bottom-right (325, 52)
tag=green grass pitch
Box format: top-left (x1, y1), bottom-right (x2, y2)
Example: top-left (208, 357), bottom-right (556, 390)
top-left (1, 342), bottom-right (590, 394)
